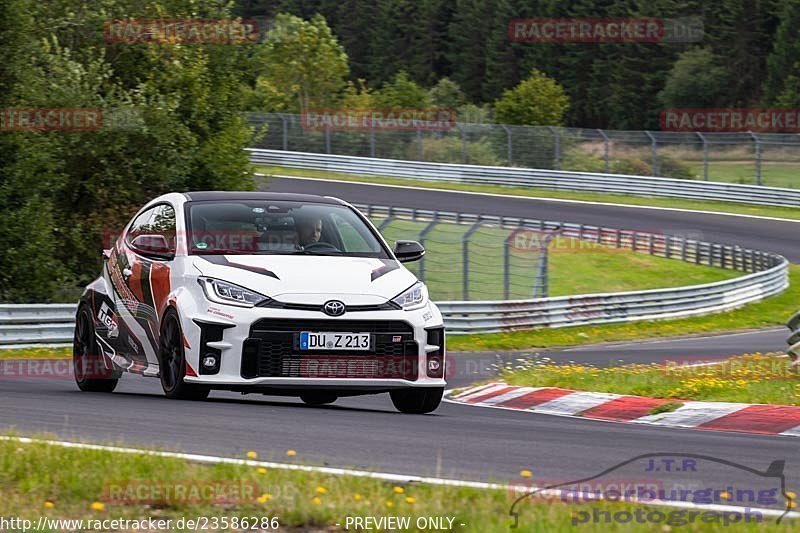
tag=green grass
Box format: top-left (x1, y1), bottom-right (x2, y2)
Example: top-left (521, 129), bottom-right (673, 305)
top-left (0, 346), bottom-right (70, 359)
top-left (688, 161), bottom-right (800, 189)
top-left (500, 353), bottom-right (800, 406)
top-left (448, 265), bottom-right (800, 351)
top-left (1, 435), bottom-right (794, 531)
top-left (256, 165), bottom-right (800, 221)
top-left (371, 217), bottom-right (737, 301)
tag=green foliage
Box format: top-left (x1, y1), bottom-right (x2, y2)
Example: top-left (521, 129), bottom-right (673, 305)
top-left (428, 78), bottom-right (467, 110)
top-left (254, 12), bottom-right (349, 112)
top-left (405, 136), bottom-right (502, 166)
top-left (493, 69), bottom-right (569, 126)
top-left (0, 0), bottom-right (257, 302)
top-left (339, 79), bottom-right (375, 110)
top-left (562, 150), bottom-right (695, 179)
top-left (763, 0), bottom-right (800, 104)
top-left (658, 47), bottom-right (730, 108)
top-left (373, 71), bottom-right (431, 109)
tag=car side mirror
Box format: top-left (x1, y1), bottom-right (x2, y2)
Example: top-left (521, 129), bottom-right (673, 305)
top-left (393, 240), bottom-right (425, 263)
top-left (130, 234), bottom-right (174, 260)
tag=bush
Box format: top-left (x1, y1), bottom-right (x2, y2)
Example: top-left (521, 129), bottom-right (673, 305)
top-left (408, 136), bottom-right (502, 166)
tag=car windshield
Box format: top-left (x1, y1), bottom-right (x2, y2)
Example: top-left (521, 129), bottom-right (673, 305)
top-left (186, 200), bottom-right (389, 258)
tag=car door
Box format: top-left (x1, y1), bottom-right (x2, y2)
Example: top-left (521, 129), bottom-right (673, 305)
top-left (107, 204), bottom-right (176, 370)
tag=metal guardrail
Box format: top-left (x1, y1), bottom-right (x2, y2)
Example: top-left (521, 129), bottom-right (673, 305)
top-left (248, 112), bottom-right (800, 186)
top-left (0, 207), bottom-right (788, 343)
top-left (0, 304), bottom-right (76, 346)
top-left (357, 205), bottom-right (788, 333)
top-left (249, 149), bottom-right (800, 207)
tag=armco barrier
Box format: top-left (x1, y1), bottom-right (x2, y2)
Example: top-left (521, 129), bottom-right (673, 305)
top-left (0, 304), bottom-right (76, 346)
top-left (248, 149), bottom-right (800, 207)
top-left (0, 207), bottom-right (788, 343)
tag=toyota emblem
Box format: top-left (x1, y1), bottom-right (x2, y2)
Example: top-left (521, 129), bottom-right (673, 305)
top-left (323, 300), bottom-right (346, 316)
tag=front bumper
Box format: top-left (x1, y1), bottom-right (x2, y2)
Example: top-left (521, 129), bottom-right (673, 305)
top-left (181, 301), bottom-right (446, 390)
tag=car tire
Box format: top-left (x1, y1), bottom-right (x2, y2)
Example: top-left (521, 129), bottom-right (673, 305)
top-left (159, 308), bottom-right (209, 401)
top-left (73, 305), bottom-right (120, 392)
top-left (300, 392), bottom-right (338, 406)
top-left (390, 387), bottom-right (444, 414)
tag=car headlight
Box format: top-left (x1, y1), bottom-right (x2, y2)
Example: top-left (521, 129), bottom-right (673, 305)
top-left (391, 281), bottom-right (428, 311)
top-left (198, 277), bottom-right (268, 308)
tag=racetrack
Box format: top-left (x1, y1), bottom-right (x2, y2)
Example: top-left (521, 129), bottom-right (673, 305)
top-left (2, 177), bottom-right (798, 515)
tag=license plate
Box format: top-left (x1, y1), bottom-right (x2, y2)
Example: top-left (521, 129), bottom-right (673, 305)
top-left (299, 331), bottom-right (372, 351)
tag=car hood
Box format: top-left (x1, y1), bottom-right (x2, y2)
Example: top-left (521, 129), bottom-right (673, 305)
top-left (192, 255), bottom-right (417, 305)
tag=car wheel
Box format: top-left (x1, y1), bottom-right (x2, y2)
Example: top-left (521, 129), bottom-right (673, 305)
top-left (72, 305), bottom-right (119, 392)
top-left (389, 387), bottom-right (444, 414)
top-left (300, 392), bottom-right (338, 406)
top-left (159, 308), bottom-right (209, 401)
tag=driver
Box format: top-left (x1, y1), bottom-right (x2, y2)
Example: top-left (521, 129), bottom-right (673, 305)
top-left (296, 215), bottom-right (323, 247)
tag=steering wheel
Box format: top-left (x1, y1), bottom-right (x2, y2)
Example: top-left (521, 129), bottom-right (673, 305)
top-left (303, 241), bottom-right (340, 252)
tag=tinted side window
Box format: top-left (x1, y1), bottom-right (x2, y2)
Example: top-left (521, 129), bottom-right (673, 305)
top-left (151, 205), bottom-right (176, 252)
top-left (125, 204), bottom-right (176, 252)
top-left (125, 207), bottom-right (157, 246)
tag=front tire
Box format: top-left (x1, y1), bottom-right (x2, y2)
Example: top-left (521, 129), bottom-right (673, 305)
top-left (390, 387), bottom-right (444, 414)
top-left (73, 305), bottom-right (119, 392)
top-left (159, 309), bottom-right (209, 401)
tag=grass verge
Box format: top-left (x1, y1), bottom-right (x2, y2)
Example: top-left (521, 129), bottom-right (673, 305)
top-left (500, 353), bottom-right (800, 406)
top-left (448, 265), bottom-right (799, 351)
top-left (0, 435), bottom-right (793, 531)
top-left (257, 165), bottom-right (800, 222)
top-left (0, 347), bottom-right (71, 359)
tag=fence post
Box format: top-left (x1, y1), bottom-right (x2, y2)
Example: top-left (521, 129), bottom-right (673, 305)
top-left (503, 235), bottom-right (511, 300)
top-left (533, 234), bottom-right (553, 298)
top-left (418, 217), bottom-right (439, 283)
top-left (645, 130), bottom-right (658, 176)
top-left (369, 124), bottom-right (376, 158)
top-left (280, 114), bottom-right (288, 151)
top-left (749, 131), bottom-right (762, 185)
top-left (549, 126), bottom-right (561, 169)
top-left (697, 132), bottom-right (708, 181)
top-left (501, 124), bottom-right (512, 166)
top-left (417, 126), bottom-right (423, 161)
top-left (462, 222), bottom-right (483, 300)
top-left (598, 129), bottom-right (610, 172)
top-left (325, 125), bottom-right (331, 154)
top-left (457, 123), bottom-right (467, 164)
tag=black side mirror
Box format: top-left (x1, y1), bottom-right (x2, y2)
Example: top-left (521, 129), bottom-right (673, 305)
top-left (130, 234), bottom-right (174, 260)
top-left (393, 240), bottom-right (425, 263)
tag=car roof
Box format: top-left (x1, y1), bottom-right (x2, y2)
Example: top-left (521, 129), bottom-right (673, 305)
top-left (182, 191), bottom-right (345, 204)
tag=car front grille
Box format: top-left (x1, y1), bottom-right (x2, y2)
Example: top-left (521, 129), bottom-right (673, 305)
top-left (241, 319), bottom-right (418, 380)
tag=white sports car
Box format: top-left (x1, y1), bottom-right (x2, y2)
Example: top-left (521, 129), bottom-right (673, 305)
top-left (73, 192), bottom-right (446, 413)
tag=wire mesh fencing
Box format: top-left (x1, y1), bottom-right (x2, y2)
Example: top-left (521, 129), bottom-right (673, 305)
top-left (248, 112), bottom-right (800, 188)
top-left (365, 211), bottom-right (551, 301)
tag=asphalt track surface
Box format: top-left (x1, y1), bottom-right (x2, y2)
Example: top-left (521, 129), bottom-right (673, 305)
top-left (2, 177), bottom-right (798, 517)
